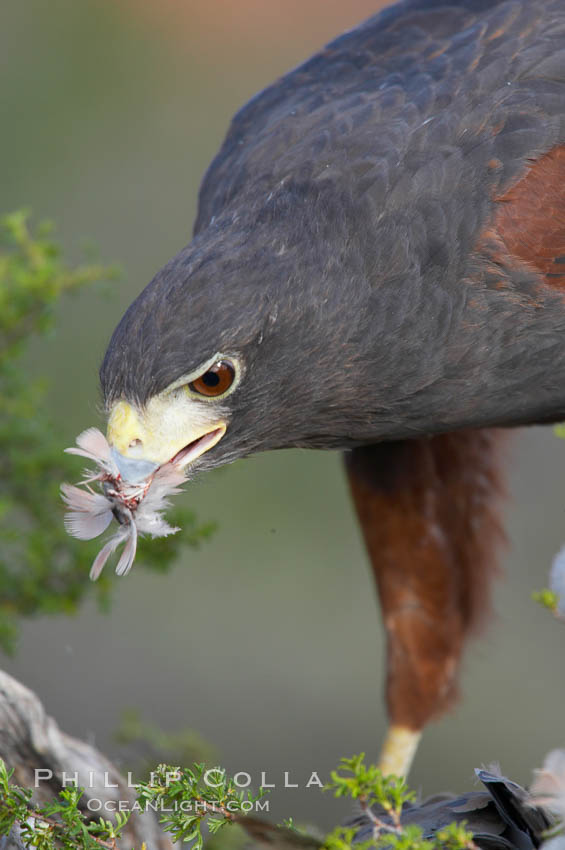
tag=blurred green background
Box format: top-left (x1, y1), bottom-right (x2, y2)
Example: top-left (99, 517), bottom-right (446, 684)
top-left (2, 0), bottom-right (565, 830)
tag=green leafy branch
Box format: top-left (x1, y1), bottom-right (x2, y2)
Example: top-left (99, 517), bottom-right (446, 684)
top-left (0, 211), bottom-right (215, 654)
top-left (0, 760), bottom-right (129, 849)
top-left (323, 754), bottom-right (477, 850)
top-left (135, 763), bottom-right (267, 847)
top-left (532, 588), bottom-right (561, 618)
top-left (0, 209), bottom-right (119, 363)
top-left (113, 708), bottom-right (216, 780)
top-left (0, 759), bottom-right (265, 850)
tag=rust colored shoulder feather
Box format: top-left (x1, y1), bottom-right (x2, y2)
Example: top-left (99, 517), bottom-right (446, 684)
top-left (490, 145), bottom-right (565, 290)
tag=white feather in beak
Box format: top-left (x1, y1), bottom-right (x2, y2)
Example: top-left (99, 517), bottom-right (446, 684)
top-left (61, 427), bottom-right (186, 580)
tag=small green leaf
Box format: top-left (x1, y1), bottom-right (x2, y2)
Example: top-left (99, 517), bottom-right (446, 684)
top-left (532, 588), bottom-right (560, 615)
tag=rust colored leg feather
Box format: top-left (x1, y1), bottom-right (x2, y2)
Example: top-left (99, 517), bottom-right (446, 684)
top-left (345, 430), bottom-right (507, 732)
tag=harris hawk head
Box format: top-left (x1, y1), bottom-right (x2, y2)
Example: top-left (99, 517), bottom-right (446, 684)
top-left (100, 178), bottom-right (380, 481)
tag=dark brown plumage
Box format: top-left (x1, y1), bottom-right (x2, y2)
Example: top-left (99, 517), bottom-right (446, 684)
top-left (100, 0), bottom-right (565, 775)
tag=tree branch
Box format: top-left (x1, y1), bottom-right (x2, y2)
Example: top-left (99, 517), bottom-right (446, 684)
top-left (0, 669), bottom-right (174, 850)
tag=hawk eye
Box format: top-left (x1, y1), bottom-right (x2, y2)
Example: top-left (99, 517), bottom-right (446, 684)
top-left (189, 360), bottom-right (236, 398)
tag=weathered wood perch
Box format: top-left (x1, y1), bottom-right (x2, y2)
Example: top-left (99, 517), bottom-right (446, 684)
top-left (0, 669), bottom-right (174, 849)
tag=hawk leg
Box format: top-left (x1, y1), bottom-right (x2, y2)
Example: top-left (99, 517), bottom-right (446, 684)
top-left (345, 430), bottom-right (507, 776)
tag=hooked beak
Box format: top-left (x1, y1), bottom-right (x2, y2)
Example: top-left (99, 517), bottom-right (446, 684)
top-left (107, 398), bottom-right (227, 483)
